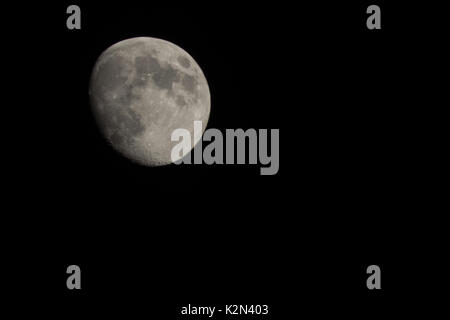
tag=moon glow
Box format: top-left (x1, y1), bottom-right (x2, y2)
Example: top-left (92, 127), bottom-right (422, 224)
top-left (89, 37), bottom-right (211, 166)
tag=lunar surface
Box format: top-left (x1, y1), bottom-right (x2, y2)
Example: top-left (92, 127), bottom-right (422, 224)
top-left (89, 37), bottom-right (210, 166)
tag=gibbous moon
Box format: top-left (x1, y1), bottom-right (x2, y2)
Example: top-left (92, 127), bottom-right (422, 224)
top-left (89, 37), bottom-right (210, 166)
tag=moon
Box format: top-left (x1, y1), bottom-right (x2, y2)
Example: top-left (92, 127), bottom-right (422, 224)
top-left (89, 37), bottom-right (210, 166)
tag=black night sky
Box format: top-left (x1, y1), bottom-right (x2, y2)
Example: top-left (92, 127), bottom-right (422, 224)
top-left (5, 1), bottom-right (445, 318)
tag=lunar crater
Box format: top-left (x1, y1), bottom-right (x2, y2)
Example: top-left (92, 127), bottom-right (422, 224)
top-left (178, 55), bottom-right (191, 68)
